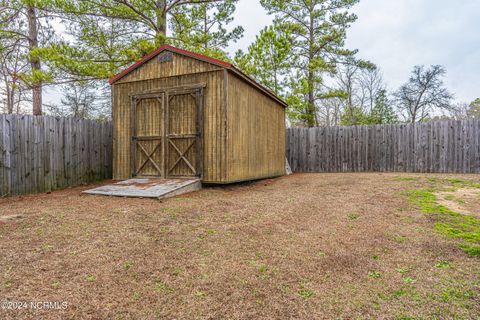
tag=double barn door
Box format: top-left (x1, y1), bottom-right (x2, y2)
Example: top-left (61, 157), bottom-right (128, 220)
top-left (131, 85), bottom-right (204, 179)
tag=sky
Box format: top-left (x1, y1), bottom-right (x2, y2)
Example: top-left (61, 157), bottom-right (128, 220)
top-left (45, 0), bottom-right (479, 105)
top-left (229, 0), bottom-right (480, 103)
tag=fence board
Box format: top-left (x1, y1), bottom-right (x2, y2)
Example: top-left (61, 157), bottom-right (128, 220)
top-left (286, 120), bottom-right (480, 174)
top-left (0, 115), bottom-right (112, 196)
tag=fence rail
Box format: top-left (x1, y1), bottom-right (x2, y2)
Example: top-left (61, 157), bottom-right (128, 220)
top-left (0, 114), bottom-right (113, 196)
top-left (286, 120), bottom-right (480, 174)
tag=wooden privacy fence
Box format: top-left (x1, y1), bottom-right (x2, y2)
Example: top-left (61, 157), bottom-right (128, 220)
top-left (286, 120), bottom-right (480, 174)
top-left (0, 114), bottom-right (113, 196)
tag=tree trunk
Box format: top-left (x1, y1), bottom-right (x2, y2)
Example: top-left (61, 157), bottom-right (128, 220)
top-left (306, 9), bottom-right (316, 127)
top-left (273, 66), bottom-right (278, 95)
top-left (7, 88), bottom-right (14, 114)
top-left (156, 0), bottom-right (167, 43)
top-left (7, 90), bottom-right (14, 114)
top-left (4, 79), bottom-right (14, 114)
top-left (27, 5), bottom-right (42, 115)
top-left (203, 6), bottom-right (208, 49)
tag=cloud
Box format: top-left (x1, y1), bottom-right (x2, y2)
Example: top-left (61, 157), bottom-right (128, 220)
top-left (345, 0), bottom-right (480, 102)
top-left (229, 0), bottom-right (273, 54)
top-left (45, 0), bottom-right (479, 105)
top-left (231, 0), bottom-right (479, 103)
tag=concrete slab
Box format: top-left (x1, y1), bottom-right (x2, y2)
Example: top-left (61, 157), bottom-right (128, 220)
top-left (83, 178), bottom-right (201, 199)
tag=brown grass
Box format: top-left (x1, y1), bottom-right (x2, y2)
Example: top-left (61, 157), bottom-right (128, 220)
top-left (0, 173), bottom-right (479, 319)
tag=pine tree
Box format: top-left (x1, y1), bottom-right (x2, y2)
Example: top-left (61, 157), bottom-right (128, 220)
top-left (170, 0), bottom-right (244, 59)
top-left (38, 17), bottom-right (139, 82)
top-left (467, 98), bottom-right (480, 119)
top-left (369, 89), bottom-right (398, 124)
top-left (0, 0), bottom-right (57, 115)
top-left (260, 0), bottom-right (365, 127)
top-left (39, 0), bottom-right (240, 81)
top-left (234, 24), bottom-right (291, 95)
top-left (339, 106), bottom-right (368, 126)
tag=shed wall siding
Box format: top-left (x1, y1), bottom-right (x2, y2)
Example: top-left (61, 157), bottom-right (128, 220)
top-left (112, 70), bottom-right (226, 182)
top-left (226, 72), bottom-right (286, 182)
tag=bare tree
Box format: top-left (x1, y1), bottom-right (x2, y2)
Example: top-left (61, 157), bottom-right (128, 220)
top-left (317, 97), bottom-right (343, 126)
top-left (46, 81), bottom-right (111, 119)
top-left (0, 39), bottom-right (31, 114)
top-left (358, 67), bottom-right (385, 112)
top-left (332, 62), bottom-right (386, 126)
top-left (448, 98), bottom-right (480, 120)
top-left (335, 62), bottom-right (362, 124)
top-left (394, 65), bottom-right (453, 123)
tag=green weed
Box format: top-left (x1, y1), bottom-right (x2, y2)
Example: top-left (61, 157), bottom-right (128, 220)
top-left (368, 271), bottom-right (382, 279)
top-left (395, 315), bottom-right (417, 320)
top-left (258, 264), bottom-right (270, 280)
top-left (435, 260), bottom-right (451, 269)
top-left (206, 229), bottom-right (217, 236)
top-left (392, 289), bottom-right (407, 299)
top-left (347, 213), bottom-right (360, 220)
top-left (195, 290), bottom-right (207, 298)
top-left (198, 229), bottom-right (217, 239)
top-left (390, 285), bottom-right (421, 302)
top-left (395, 177), bottom-right (419, 181)
top-left (259, 264), bottom-right (268, 273)
top-left (132, 292), bottom-right (142, 300)
top-left (446, 178), bottom-right (480, 188)
top-left (439, 286), bottom-right (475, 303)
top-left (154, 280), bottom-right (174, 294)
top-left (41, 244), bottom-right (54, 251)
top-left (393, 235), bottom-right (408, 243)
top-left (298, 287), bottom-right (315, 299)
top-left (403, 277), bottom-right (416, 284)
top-left (85, 275), bottom-right (96, 282)
top-left (396, 267), bottom-right (410, 275)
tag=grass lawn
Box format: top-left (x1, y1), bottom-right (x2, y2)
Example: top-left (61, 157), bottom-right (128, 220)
top-left (0, 173), bottom-right (479, 319)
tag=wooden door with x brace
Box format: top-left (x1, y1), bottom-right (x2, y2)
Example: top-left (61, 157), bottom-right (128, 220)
top-left (131, 85), bottom-right (204, 179)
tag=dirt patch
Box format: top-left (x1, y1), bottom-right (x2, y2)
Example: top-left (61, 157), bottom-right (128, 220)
top-left (0, 214), bottom-right (26, 223)
top-left (0, 173), bottom-right (478, 319)
top-left (436, 188), bottom-right (480, 217)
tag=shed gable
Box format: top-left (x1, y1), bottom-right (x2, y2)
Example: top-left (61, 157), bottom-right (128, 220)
top-left (114, 50), bottom-right (224, 84)
top-left (110, 45), bottom-right (287, 107)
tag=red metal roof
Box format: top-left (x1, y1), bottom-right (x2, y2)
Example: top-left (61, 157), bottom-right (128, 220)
top-left (108, 45), bottom-right (287, 107)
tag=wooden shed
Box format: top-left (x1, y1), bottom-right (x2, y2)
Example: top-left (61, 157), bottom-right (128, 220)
top-left (109, 45), bottom-right (286, 184)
